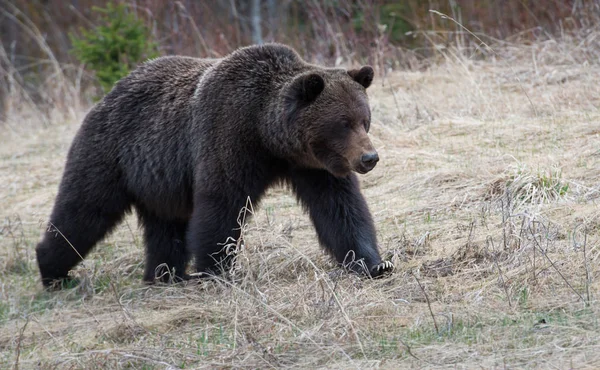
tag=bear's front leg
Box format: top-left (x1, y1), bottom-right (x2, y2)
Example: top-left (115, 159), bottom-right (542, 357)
top-left (290, 169), bottom-right (393, 277)
top-left (187, 193), bottom-right (245, 277)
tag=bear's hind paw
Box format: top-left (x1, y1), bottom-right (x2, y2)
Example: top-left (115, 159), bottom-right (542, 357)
top-left (42, 277), bottom-right (80, 291)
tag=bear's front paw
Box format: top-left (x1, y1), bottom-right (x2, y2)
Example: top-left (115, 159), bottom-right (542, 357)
top-left (370, 260), bottom-right (394, 278)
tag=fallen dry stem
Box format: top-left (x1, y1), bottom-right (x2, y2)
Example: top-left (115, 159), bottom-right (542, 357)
top-left (574, 223), bottom-right (592, 305)
top-left (429, 9), bottom-right (539, 116)
top-left (486, 236), bottom-right (513, 309)
top-left (528, 221), bottom-right (586, 304)
top-left (13, 316), bottom-right (29, 370)
top-left (412, 271), bottom-right (439, 334)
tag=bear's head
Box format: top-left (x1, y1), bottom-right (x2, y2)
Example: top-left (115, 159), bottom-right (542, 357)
top-left (283, 66), bottom-right (378, 177)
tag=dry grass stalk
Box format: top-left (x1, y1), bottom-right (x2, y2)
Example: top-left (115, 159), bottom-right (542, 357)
top-left (13, 316), bottom-right (29, 370)
top-left (411, 271), bottom-right (439, 335)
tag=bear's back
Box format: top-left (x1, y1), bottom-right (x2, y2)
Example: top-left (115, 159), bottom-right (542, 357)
top-left (108, 56), bottom-right (218, 119)
top-left (87, 56), bottom-right (219, 220)
top-left (85, 55), bottom-right (219, 139)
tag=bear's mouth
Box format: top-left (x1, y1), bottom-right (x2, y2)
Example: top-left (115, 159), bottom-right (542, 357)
top-left (324, 157), bottom-right (353, 177)
top-left (354, 160), bottom-right (377, 174)
top-left (324, 156), bottom-right (377, 176)
top-left (310, 145), bottom-right (351, 177)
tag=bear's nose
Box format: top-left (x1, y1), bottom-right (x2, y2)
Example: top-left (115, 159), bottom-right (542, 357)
top-left (361, 152), bottom-right (379, 166)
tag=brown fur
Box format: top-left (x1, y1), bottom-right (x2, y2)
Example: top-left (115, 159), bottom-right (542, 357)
top-left (35, 43), bottom-right (392, 288)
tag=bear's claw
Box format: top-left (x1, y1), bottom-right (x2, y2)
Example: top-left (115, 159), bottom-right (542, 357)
top-left (370, 260), bottom-right (394, 278)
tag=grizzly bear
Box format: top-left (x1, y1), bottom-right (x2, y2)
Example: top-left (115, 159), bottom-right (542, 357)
top-left (36, 43), bottom-right (393, 288)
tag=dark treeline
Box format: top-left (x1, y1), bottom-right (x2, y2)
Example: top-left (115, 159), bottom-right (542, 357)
top-left (1, 1), bottom-right (592, 65)
top-left (0, 0), bottom-right (596, 121)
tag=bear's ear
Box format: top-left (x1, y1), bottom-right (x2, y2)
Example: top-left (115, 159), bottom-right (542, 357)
top-left (348, 66), bottom-right (374, 89)
top-left (289, 73), bottom-right (325, 103)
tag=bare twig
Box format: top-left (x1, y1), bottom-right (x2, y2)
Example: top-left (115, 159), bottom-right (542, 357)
top-left (84, 350), bottom-right (177, 368)
top-left (14, 316), bottom-right (30, 370)
top-left (326, 278), bottom-right (365, 358)
top-left (110, 282), bottom-right (134, 322)
top-left (412, 271), bottom-right (439, 334)
top-left (211, 275), bottom-right (347, 362)
top-left (582, 229), bottom-right (591, 305)
top-left (573, 224), bottom-right (591, 306)
top-left (397, 336), bottom-right (443, 366)
top-left (429, 9), bottom-right (539, 117)
top-left (532, 221), bottom-right (537, 285)
top-left (501, 198), bottom-right (508, 251)
top-left (528, 223), bottom-right (585, 303)
top-left (47, 222), bottom-right (85, 262)
top-left (486, 236), bottom-right (512, 309)
top-left (466, 220), bottom-right (475, 249)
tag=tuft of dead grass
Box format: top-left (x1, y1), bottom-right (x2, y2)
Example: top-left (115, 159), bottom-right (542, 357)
top-left (2, 35), bottom-right (600, 368)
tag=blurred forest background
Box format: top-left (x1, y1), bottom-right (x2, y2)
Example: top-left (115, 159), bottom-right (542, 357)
top-left (0, 0), bottom-right (598, 123)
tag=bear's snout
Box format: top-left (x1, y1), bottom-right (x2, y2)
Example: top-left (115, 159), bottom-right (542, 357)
top-left (360, 151), bottom-right (379, 170)
top-left (356, 151), bottom-right (379, 173)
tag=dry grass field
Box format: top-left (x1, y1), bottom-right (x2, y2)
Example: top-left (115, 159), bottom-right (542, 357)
top-left (1, 37), bottom-right (600, 369)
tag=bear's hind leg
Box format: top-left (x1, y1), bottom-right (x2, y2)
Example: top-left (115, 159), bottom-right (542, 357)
top-left (187, 194), bottom-right (246, 277)
top-left (139, 211), bottom-right (189, 283)
top-left (36, 183), bottom-right (130, 288)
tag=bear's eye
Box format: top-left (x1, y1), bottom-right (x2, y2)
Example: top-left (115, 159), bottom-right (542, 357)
top-left (343, 120), bottom-right (352, 130)
top-left (363, 120), bottom-right (370, 132)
